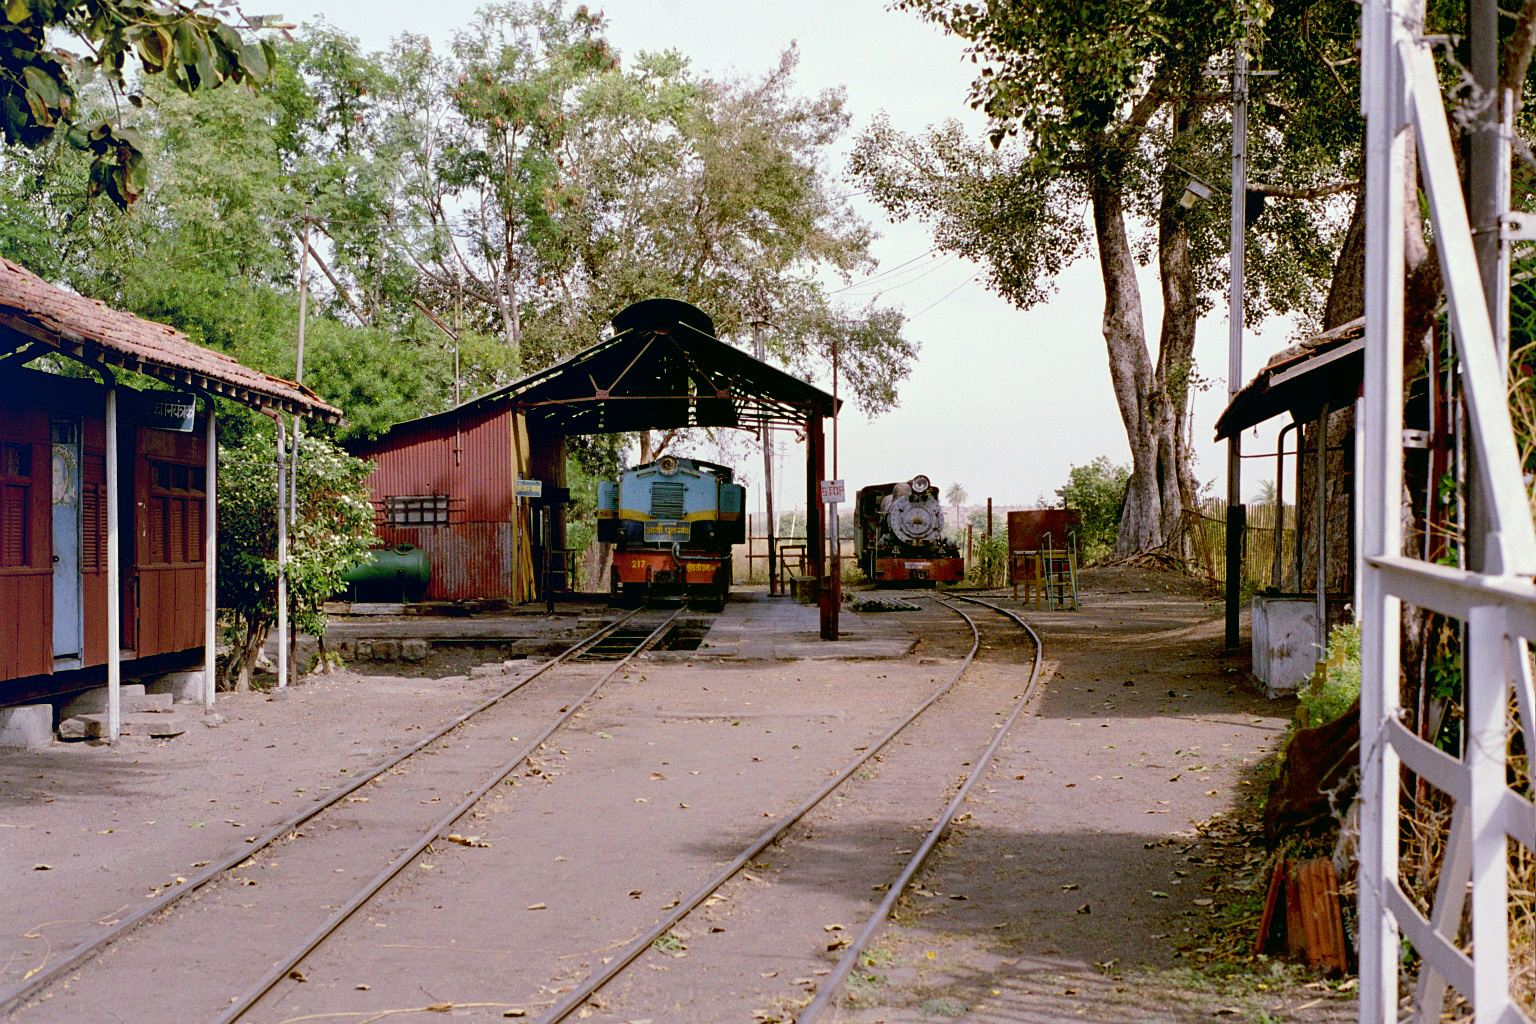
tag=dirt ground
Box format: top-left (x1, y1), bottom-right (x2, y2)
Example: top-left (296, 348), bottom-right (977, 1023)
top-left (0, 567), bottom-right (1360, 1023)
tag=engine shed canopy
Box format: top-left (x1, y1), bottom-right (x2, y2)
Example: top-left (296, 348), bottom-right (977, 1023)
top-left (374, 298), bottom-right (839, 441)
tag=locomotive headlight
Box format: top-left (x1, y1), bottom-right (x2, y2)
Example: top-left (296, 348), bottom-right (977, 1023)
top-left (909, 474), bottom-right (930, 494)
top-left (658, 455), bottom-right (680, 475)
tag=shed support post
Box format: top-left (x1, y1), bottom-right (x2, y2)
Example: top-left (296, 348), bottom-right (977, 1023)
top-left (808, 412), bottom-right (836, 640)
top-left (104, 383), bottom-right (120, 743)
top-left (204, 405), bottom-right (217, 708)
top-left (1314, 403), bottom-right (1329, 652)
top-left (1272, 421), bottom-right (1295, 590)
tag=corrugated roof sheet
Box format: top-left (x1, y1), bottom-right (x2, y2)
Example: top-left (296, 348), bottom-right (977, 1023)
top-left (1214, 318), bottom-right (1365, 439)
top-left (0, 258), bottom-right (340, 422)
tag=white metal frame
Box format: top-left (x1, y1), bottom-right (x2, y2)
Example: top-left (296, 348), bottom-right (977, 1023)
top-left (1362, 3), bottom-right (1536, 1023)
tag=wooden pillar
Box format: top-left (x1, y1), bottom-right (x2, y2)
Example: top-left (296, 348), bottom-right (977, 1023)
top-left (528, 429), bottom-right (567, 599)
top-left (807, 412), bottom-right (836, 639)
top-left (203, 406), bottom-right (217, 708)
top-left (104, 383), bottom-right (121, 742)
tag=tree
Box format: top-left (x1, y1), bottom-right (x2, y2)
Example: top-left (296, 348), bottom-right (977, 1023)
top-left (217, 424), bottom-right (376, 690)
top-left (1055, 456), bottom-right (1131, 559)
top-left (854, 1), bottom-right (1347, 556)
top-left (945, 481), bottom-right (967, 534)
top-left (0, 0), bottom-right (275, 207)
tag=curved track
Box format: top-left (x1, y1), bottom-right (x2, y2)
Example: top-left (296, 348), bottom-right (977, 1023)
top-left (1, 606), bottom-right (681, 1023)
top-left (529, 593), bottom-right (1044, 1024)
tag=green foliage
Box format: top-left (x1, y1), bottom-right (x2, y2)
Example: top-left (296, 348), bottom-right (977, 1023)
top-left (217, 423), bottom-right (376, 688)
top-left (1, 8), bottom-right (917, 445)
top-left (0, 0), bottom-right (275, 207)
top-left (1299, 622), bottom-right (1360, 728)
top-left (1054, 456), bottom-right (1130, 560)
top-left (966, 532), bottom-right (1007, 588)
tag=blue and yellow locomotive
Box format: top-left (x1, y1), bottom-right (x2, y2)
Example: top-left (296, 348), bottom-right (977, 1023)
top-left (596, 456), bottom-right (745, 609)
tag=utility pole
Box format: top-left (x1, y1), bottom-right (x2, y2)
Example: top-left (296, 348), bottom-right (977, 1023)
top-left (1466, 0), bottom-right (1503, 576)
top-left (1224, 30), bottom-right (1249, 651)
top-left (286, 206), bottom-right (312, 687)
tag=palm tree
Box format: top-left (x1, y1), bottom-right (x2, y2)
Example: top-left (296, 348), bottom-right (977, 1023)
top-left (945, 482), bottom-right (968, 534)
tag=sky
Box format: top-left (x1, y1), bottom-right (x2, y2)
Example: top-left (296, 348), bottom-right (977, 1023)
top-left (274, 0), bottom-right (1293, 516)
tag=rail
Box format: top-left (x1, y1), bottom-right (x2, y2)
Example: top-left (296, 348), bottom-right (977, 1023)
top-left (0, 606), bottom-right (654, 1018)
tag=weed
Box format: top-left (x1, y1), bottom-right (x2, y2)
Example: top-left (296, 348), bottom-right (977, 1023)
top-left (650, 930), bottom-right (686, 955)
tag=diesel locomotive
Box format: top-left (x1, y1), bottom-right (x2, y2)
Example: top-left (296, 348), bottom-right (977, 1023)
top-left (597, 455), bottom-right (745, 609)
top-left (854, 475), bottom-right (964, 586)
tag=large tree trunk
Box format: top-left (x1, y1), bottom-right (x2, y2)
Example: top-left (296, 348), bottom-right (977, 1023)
top-left (1090, 165), bottom-right (1187, 556)
top-left (1154, 127), bottom-right (1203, 538)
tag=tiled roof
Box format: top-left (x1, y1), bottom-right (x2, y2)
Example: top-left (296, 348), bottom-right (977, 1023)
top-left (0, 258), bottom-right (340, 422)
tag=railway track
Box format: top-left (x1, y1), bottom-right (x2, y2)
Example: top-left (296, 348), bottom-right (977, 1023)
top-left (520, 593), bottom-right (1044, 1024)
top-left (4, 595), bottom-right (1041, 1024)
top-left (0, 606), bottom-right (683, 1024)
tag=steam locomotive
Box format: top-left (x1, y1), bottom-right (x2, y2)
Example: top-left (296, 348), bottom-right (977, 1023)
top-left (854, 474), bottom-right (964, 586)
top-left (597, 456), bottom-right (745, 609)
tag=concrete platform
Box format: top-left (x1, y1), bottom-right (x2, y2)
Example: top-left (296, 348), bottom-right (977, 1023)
top-left (312, 588), bottom-right (914, 663)
top-left (698, 589), bottom-right (917, 661)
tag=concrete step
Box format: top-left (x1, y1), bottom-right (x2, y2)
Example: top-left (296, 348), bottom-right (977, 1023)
top-left (58, 684), bottom-right (146, 719)
top-left (59, 710), bottom-right (189, 740)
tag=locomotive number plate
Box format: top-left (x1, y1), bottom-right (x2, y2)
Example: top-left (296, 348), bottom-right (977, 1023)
top-left (644, 522), bottom-right (693, 541)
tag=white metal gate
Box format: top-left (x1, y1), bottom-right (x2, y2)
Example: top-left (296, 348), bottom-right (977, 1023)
top-left (1361, 3), bottom-right (1536, 1023)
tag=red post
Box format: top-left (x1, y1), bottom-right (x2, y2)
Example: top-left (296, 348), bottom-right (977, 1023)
top-left (807, 413), bottom-right (836, 639)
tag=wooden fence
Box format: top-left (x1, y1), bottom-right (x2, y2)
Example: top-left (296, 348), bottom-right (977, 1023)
top-left (1182, 500), bottom-right (1298, 591)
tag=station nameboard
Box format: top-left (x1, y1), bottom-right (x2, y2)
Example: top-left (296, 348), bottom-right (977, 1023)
top-left (132, 391), bottom-right (198, 432)
top-left (514, 478), bottom-right (543, 499)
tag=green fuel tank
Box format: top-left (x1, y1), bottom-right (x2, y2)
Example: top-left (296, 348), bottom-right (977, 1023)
top-left (341, 544), bottom-right (431, 602)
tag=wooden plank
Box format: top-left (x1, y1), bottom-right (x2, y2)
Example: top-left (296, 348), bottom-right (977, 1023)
top-left (0, 576), bottom-right (16, 680)
top-left (18, 572), bottom-right (48, 676)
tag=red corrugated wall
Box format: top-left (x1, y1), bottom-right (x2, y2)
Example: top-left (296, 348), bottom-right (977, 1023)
top-left (354, 406), bottom-right (521, 601)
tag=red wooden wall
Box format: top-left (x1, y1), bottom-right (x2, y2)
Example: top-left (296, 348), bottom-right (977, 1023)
top-left (1, 368), bottom-right (209, 697)
top-left (0, 404), bottom-right (51, 682)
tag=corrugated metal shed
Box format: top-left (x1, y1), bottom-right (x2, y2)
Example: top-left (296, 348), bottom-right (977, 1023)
top-left (1214, 318), bottom-right (1364, 439)
top-left (353, 298), bottom-right (840, 603)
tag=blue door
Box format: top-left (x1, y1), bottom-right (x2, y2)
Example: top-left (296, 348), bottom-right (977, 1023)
top-left (51, 418), bottom-right (81, 662)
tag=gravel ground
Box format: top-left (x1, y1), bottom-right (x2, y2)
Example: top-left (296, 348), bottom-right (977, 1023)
top-left (0, 569), bottom-right (1359, 1024)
